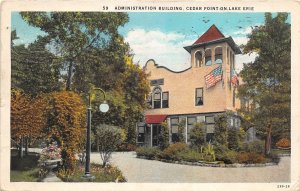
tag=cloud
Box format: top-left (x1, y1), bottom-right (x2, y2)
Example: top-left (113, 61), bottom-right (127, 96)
top-left (125, 28), bottom-right (193, 71)
top-left (124, 28), bottom-right (258, 73)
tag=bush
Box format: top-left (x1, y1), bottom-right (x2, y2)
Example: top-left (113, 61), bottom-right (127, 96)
top-left (44, 91), bottom-right (86, 171)
top-left (160, 142), bottom-right (188, 160)
top-left (95, 125), bottom-right (123, 167)
top-left (276, 138), bottom-right (290, 148)
top-left (118, 143), bottom-right (137, 151)
top-left (189, 122), bottom-right (206, 149)
top-left (215, 145), bottom-right (238, 164)
top-left (238, 152), bottom-right (266, 164)
top-left (158, 122), bottom-right (169, 149)
top-left (136, 147), bottom-right (160, 159)
top-left (177, 150), bottom-right (204, 162)
top-left (240, 140), bottom-right (265, 154)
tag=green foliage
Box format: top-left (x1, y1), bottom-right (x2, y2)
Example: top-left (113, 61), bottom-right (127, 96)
top-left (241, 140), bottom-right (265, 154)
top-left (95, 124), bottom-right (123, 167)
top-left (238, 13), bottom-right (291, 147)
top-left (158, 122), bottom-right (170, 149)
top-left (189, 122), bottom-right (206, 149)
top-left (214, 113), bottom-right (229, 147)
top-left (177, 119), bottom-right (186, 143)
top-left (57, 163), bottom-right (126, 182)
top-left (228, 128), bottom-right (239, 151)
top-left (215, 145), bottom-right (238, 164)
top-left (159, 142), bottom-right (188, 160)
top-left (11, 36), bottom-right (62, 96)
top-left (136, 147), bottom-right (161, 159)
top-left (176, 150), bottom-right (204, 162)
top-left (203, 143), bottom-right (216, 162)
top-left (43, 91), bottom-right (86, 171)
top-left (20, 12), bottom-right (129, 91)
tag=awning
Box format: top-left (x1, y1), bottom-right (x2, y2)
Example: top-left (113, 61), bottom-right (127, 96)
top-left (145, 114), bottom-right (168, 124)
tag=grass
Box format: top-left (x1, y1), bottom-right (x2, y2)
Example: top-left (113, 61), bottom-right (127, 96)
top-left (271, 148), bottom-right (291, 155)
top-left (57, 162), bottom-right (127, 182)
top-left (10, 149), bottom-right (41, 182)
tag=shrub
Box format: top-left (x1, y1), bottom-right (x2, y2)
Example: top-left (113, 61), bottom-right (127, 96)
top-left (237, 152), bottom-right (266, 164)
top-left (118, 143), bottom-right (137, 151)
top-left (158, 122), bottom-right (169, 149)
top-left (136, 147), bottom-right (160, 159)
top-left (248, 140), bottom-right (265, 154)
top-left (95, 124), bottom-right (123, 167)
top-left (276, 138), bottom-right (290, 148)
top-left (189, 122), bottom-right (206, 149)
top-left (177, 150), bottom-right (204, 162)
top-left (203, 143), bottom-right (216, 162)
top-left (228, 128), bottom-right (239, 151)
top-left (215, 145), bottom-right (238, 164)
top-left (160, 142), bottom-right (188, 160)
top-left (44, 91), bottom-right (86, 171)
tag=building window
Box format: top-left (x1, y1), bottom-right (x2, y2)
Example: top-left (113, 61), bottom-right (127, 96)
top-left (205, 116), bottom-right (215, 142)
top-left (205, 49), bottom-right (212, 66)
top-left (150, 78), bottom-right (164, 86)
top-left (187, 117), bottom-right (196, 141)
top-left (195, 51), bottom-right (203, 67)
top-left (162, 92), bottom-right (169, 108)
top-left (171, 117), bottom-right (179, 143)
top-left (215, 47), bottom-right (223, 64)
top-left (153, 92), bottom-right (161, 109)
top-left (137, 124), bottom-right (145, 143)
top-left (147, 93), bottom-right (152, 108)
top-left (195, 88), bottom-right (203, 106)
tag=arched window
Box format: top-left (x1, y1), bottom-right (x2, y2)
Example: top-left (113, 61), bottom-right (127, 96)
top-left (215, 47), bottom-right (223, 64)
top-left (205, 49), bottom-right (212, 66)
top-left (195, 51), bottom-right (203, 67)
top-left (153, 87), bottom-right (162, 109)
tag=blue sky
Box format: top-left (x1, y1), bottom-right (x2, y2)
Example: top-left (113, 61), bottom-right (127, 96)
top-left (12, 12), bottom-right (290, 72)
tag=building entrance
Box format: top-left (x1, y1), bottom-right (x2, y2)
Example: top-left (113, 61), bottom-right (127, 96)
top-left (152, 124), bottom-right (161, 147)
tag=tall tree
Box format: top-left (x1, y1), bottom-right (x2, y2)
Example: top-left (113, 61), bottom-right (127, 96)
top-left (20, 12), bottom-right (129, 91)
top-left (238, 13), bottom-right (291, 154)
top-left (11, 35), bottom-right (61, 96)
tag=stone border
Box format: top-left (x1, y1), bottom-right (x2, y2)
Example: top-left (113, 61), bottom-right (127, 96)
top-left (136, 156), bottom-right (278, 168)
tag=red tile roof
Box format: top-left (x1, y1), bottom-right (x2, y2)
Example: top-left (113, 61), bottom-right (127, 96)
top-left (193, 24), bottom-right (225, 45)
top-left (145, 114), bottom-right (168, 124)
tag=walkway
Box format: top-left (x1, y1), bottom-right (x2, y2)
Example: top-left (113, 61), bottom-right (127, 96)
top-left (90, 152), bottom-right (290, 183)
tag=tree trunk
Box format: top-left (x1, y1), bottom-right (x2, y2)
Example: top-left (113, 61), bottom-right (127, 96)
top-left (18, 137), bottom-right (24, 159)
top-left (25, 137), bottom-right (28, 156)
top-left (66, 61), bottom-right (73, 91)
top-left (265, 124), bottom-right (272, 155)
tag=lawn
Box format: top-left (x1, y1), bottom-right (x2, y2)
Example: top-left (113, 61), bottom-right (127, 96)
top-left (10, 149), bottom-right (41, 182)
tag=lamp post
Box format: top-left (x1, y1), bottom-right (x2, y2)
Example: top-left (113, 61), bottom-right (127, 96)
top-left (82, 88), bottom-right (109, 180)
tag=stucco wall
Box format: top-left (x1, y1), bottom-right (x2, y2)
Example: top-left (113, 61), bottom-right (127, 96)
top-left (144, 42), bottom-right (240, 116)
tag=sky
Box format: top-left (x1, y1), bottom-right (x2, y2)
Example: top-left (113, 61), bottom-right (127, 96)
top-left (12, 12), bottom-right (291, 73)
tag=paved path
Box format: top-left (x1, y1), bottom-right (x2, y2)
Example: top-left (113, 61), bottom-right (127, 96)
top-left (42, 172), bottom-right (62, 182)
top-left (90, 152), bottom-right (290, 183)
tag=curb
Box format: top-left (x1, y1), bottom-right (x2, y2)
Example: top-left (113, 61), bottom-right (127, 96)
top-left (136, 156), bottom-right (281, 168)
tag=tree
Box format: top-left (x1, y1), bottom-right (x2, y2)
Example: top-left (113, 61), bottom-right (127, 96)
top-left (238, 13), bottom-right (291, 154)
top-left (214, 113), bottom-right (229, 147)
top-left (158, 122), bottom-right (169, 149)
top-left (228, 128), bottom-right (239, 151)
top-left (95, 124), bottom-right (123, 167)
top-left (43, 91), bottom-right (86, 170)
top-left (11, 89), bottom-right (46, 158)
top-left (20, 12), bottom-right (129, 91)
top-left (11, 35), bottom-right (62, 96)
top-left (189, 122), bottom-right (206, 149)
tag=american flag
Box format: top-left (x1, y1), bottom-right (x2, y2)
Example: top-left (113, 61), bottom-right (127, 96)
top-left (231, 69), bottom-right (239, 87)
top-left (205, 66), bottom-right (223, 89)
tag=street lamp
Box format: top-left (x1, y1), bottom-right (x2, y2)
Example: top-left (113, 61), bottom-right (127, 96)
top-left (82, 88), bottom-right (109, 180)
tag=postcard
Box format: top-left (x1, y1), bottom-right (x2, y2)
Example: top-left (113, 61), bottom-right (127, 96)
top-left (1, 0), bottom-right (300, 191)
